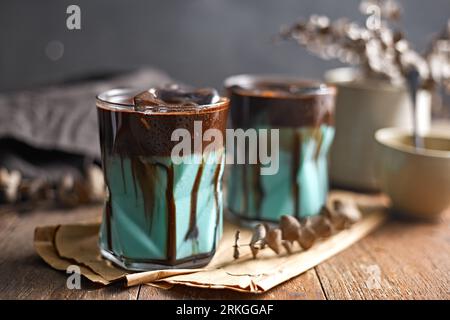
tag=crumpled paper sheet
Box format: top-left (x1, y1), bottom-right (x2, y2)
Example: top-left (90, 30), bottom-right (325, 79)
top-left (34, 191), bottom-right (388, 293)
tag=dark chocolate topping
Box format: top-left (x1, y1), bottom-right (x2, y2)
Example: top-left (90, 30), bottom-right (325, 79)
top-left (226, 76), bottom-right (336, 128)
top-left (97, 88), bottom-right (229, 157)
top-left (231, 81), bottom-right (334, 98)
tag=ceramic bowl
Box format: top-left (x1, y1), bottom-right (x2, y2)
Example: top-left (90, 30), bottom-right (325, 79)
top-left (375, 127), bottom-right (450, 219)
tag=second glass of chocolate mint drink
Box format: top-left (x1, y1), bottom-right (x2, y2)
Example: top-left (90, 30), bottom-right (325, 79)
top-left (96, 86), bottom-right (229, 270)
top-left (225, 75), bottom-right (336, 224)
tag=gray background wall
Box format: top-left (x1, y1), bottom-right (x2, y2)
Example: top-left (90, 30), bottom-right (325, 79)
top-left (1, 0), bottom-right (449, 92)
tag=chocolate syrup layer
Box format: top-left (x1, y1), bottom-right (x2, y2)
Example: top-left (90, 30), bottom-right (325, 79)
top-left (97, 92), bottom-right (228, 158)
top-left (226, 77), bottom-right (336, 128)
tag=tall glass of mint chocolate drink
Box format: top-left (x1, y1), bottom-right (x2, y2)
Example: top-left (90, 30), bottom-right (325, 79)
top-left (96, 86), bottom-right (229, 270)
top-left (225, 75), bottom-right (336, 224)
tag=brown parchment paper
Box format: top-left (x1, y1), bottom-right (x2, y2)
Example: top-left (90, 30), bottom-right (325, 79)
top-left (34, 191), bottom-right (388, 293)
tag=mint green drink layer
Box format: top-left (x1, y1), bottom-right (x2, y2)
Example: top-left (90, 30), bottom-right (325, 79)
top-left (225, 74), bottom-right (336, 224)
top-left (227, 126), bottom-right (335, 221)
top-left (96, 88), bottom-right (229, 271)
top-left (99, 152), bottom-right (225, 263)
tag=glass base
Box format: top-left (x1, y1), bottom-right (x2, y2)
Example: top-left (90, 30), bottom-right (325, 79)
top-left (100, 247), bottom-right (215, 271)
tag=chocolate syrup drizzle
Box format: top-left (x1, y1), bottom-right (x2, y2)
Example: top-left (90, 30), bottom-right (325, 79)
top-left (119, 159), bottom-right (126, 193)
top-left (241, 164), bottom-right (248, 214)
top-left (185, 161), bottom-right (204, 241)
top-left (252, 164), bottom-right (264, 218)
top-left (292, 131), bottom-right (302, 218)
top-left (163, 164), bottom-right (176, 263)
top-left (212, 158), bottom-right (223, 247)
top-left (98, 107), bottom-right (113, 250)
top-left (314, 127), bottom-right (324, 162)
top-left (104, 196), bottom-right (113, 250)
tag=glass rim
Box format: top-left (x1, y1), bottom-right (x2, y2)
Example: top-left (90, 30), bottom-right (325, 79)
top-left (96, 87), bottom-right (229, 114)
top-left (224, 74), bottom-right (337, 98)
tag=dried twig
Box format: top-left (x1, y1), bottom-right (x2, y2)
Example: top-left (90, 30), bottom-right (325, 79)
top-left (232, 197), bottom-right (363, 260)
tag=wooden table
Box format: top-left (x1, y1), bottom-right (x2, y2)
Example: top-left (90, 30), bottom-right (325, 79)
top-left (0, 204), bottom-right (449, 300)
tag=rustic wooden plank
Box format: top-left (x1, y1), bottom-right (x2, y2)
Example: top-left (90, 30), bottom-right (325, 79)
top-left (315, 210), bottom-right (450, 300)
top-left (2, 203), bottom-right (448, 299)
top-left (0, 205), bottom-right (139, 299)
top-left (138, 268), bottom-right (326, 300)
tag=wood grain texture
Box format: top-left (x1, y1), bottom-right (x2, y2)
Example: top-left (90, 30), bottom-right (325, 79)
top-left (315, 210), bottom-right (450, 300)
top-left (0, 205), bottom-right (138, 300)
top-left (138, 269), bottom-right (326, 300)
top-left (0, 204), bottom-right (449, 299)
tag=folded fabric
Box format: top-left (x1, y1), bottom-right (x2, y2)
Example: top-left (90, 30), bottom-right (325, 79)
top-left (0, 68), bottom-right (172, 176)
top-left (0, 68), bottom-right (172, 207)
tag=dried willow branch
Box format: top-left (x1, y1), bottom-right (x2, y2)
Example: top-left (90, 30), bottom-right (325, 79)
top-left (278, 0), bottom-right (450, 90)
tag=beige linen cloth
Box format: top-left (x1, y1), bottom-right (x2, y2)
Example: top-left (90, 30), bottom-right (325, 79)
top-left (34, 191), bottom-right (388, 293)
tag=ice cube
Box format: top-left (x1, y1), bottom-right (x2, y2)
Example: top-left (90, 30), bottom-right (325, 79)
top-left (134, 86), bottom-right (220, 112)
top-left (194, 88), bottom-right (220, 104)
top-left (158, 87), bottom-right (220, 105)
top-left (133, 89), bottom-right (167, 112)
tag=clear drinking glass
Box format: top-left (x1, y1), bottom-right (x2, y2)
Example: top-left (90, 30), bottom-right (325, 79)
top-left (225, 75), bottom-right (336, 225)
top-left (96, 88), bottom-right (229, 270)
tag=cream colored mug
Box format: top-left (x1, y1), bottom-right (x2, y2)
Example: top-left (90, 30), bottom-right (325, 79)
top-left (325, 67), bottom-right (431, 191)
